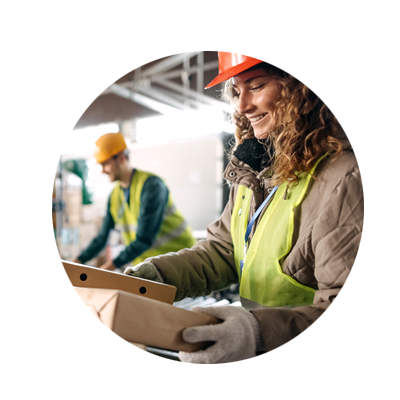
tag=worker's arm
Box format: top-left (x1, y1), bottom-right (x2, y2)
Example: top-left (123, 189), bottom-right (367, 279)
top-left (75, 198), bottom-right (114, 264)
top-left (112, 176), bottom-right (169, 269)
top-left (147, 186), bottom-right (238, 301)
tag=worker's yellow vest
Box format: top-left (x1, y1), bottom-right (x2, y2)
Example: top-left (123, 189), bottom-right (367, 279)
top-left (110, 170), bottom-right (196, 266)
top-left (231, 156), bottom-right (326, 307)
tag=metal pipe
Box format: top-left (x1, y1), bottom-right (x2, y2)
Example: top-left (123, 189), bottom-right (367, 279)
top-left (183, 54), bottom-right (190, 92)
top-left (152, 78), bottom-right (232, 112)
top-left (52, 56), bottom-right (218, 107)
top-left (147, 86), bottom-right (198, 108)
top-left (197, 52), bottom-right (204, 93)
top-left (135, 86), bottom-right (188, 111)
top-left (141, 52), bottom-right (201, 77)
top-left (108, 84), bottom-right (181, 115)
top-left (150, 60), bottom-right (218, 81)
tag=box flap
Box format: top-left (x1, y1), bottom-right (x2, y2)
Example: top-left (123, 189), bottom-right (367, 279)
top-left (74, 287), bottom-right (220, 353)
top-left (52, 258), bottom-right (176, 304)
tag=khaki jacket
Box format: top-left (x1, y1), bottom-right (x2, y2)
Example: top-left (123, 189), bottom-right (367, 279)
top-left (150, 131), bottom-right (364, 353)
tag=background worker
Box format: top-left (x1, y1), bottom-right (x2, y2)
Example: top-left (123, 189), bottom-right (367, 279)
top-left (125, 52), bottom-right (364, 363)
top-left (74, 132), bottom-right (196, 271)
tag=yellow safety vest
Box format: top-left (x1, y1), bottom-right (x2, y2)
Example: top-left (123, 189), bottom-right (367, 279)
top-left (110, 169), bottom-right (196, 266)
top-left (231, 156), bottom-right (326, 307)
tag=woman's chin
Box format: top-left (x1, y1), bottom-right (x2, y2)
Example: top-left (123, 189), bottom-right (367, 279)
top-left (254, 130), bottom-right (271, 140)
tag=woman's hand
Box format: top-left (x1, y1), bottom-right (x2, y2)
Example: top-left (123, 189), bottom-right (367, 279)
top-left (179, 305), bottom-right (263, 364)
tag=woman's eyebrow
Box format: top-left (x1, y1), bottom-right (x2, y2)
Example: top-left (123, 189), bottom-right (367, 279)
top-left (232, 74), bottom-right (267, 88)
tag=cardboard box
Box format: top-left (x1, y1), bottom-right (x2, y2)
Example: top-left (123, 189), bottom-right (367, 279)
top-left (63, 260), bottom-right (177, 304)
top-left (52, 328), bottom-right (147, 364)
top-left (75, 287), bottom-right (220, 352)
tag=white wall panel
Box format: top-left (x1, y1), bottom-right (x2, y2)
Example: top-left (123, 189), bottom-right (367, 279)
top-left (129, 134), bottom-right (224, 232)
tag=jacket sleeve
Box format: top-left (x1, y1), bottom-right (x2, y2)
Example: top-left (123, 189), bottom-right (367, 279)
top-left (113, 176), bottom-right (169, 268)
top-left (76, 197), bottom-right (114, 264)
top-left (251, 164), bottom-right (364, 352)
top-left (149, 187), bottom-right (239, 301)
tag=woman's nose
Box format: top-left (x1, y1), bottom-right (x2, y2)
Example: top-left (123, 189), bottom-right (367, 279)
top-left (237, 91), bottom-right (254, 115)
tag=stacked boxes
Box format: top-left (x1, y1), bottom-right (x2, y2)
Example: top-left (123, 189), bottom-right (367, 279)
top-left (56, 172), bottom-right (82, 260)
top-left (55, 170), bottom-right (104, 264)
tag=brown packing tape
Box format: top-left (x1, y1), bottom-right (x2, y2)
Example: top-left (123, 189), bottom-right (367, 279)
top-left (62, 260), bottom-right (177, 304)
top-left (75, 287), bottom-right (221, 353)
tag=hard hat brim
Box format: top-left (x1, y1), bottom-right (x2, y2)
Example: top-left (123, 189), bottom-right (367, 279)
top-left (204, 59), bottom-right (263, 89)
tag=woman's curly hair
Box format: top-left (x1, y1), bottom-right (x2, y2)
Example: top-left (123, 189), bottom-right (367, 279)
top-left (222, 62), bottom-right (343, 186)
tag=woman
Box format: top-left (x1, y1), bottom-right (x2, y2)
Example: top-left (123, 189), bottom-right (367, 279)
top-left (125, 52), bottom-right (364, 364)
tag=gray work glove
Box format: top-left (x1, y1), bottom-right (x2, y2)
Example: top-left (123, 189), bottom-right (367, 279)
top-left (179, 305), bottom-right (263, 364)
top-left (124, 262), bottom-right (164, 283)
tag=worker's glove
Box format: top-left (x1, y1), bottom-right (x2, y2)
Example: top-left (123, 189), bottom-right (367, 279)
top-left (179, 305), bottom-right (263, 364)
top-left (124, 262), bottom-right (164, 283)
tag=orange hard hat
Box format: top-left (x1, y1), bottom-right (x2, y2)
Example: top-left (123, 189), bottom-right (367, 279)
top-left (94, 132), bottom-right (127, 163)
top-left (205, 52), bottom-right (263, 89)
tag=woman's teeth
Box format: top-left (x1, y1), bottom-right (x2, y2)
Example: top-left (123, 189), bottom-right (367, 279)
top-left (250, 114), bottom-right (267, 122)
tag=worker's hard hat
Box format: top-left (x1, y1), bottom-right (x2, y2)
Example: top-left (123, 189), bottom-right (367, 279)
top-left (205, 52), bottom-right (263, 89)
top-left (94, 132), bottom-right (127, 163)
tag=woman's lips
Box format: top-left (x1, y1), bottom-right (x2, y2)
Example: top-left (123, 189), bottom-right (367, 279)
top-left (248, 113), bottom-right (268, 125)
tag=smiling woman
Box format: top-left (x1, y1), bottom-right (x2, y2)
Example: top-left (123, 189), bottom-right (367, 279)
top-left (124, 51), bottom-right (364, 364)
top-left (223, 61), bottom-right (343, 186)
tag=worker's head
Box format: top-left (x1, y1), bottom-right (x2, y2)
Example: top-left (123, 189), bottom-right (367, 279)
top-left (94, 132), bottom-right (130, 181)
top-left (206, 51), bottom-right (342, 185)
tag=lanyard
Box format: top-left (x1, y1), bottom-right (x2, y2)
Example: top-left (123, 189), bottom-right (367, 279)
top-left (240, 185), bottom-right (279, 275)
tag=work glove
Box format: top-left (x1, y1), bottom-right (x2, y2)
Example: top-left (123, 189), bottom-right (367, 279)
top-left (124, 261), bottom-right (164, 283)
top-left (179, 305), bottom-right (263, 364)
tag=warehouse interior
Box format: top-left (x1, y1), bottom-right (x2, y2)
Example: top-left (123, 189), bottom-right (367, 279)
top-left (52, 51), bottom-right (240, 360)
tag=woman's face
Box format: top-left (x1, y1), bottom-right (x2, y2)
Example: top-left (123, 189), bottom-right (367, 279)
top-left (232, 68), bottom-right (281, 139)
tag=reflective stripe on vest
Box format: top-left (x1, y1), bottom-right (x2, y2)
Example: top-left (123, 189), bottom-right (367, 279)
top-left (114, 223), bottom-right (137, 233)
top-left (152, 220), bottom-right (189, 249)
top-left (110, 169), bottom-right (196, 265)
top-left (231, 155), bottom-right (327, 307)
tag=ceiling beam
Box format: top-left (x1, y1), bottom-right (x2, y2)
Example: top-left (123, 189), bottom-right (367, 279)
top-left (135, 85), bottom-right (190, 111)
top-left (107, 84), bottom-right (181, 116)
top-left (140, 52), bottom-right (201, 77)
top-left (152, 77), bottom-right (232, 112)
top-left (101, 53), bottom-right (230, 115)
